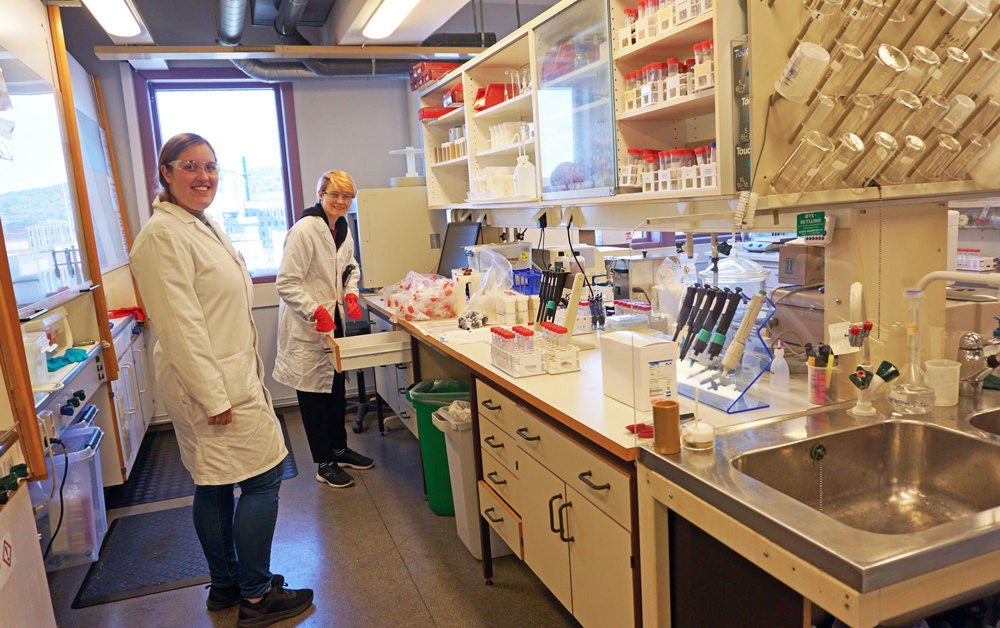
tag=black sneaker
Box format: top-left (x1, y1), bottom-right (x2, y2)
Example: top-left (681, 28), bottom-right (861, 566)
top-left (335, 447), bottom-right (374, 470)
top-left (236, 578), bottom-right (313, 627)
top-left (316, 462), bottom-right (354, 488)
top-left (207, 574), bottom-right (284, 611)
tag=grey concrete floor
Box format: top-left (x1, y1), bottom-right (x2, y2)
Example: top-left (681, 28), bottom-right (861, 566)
top-left (47, 406), bottom-right (579, 627)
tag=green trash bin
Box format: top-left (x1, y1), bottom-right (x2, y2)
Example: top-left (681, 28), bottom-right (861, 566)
top-left (405, 380), bottom-right (470, 516)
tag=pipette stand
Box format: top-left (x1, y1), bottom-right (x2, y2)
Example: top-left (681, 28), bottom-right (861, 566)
top-left (563, 273), bottom-right (596, 351)
top-left (389, 146), bottom-right (426, 187)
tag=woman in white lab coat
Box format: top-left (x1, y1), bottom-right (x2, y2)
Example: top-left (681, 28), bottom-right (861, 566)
top-left (129, 133), bottom-right (313, 626)
top-left (273, 170), bottom-right (374, 489)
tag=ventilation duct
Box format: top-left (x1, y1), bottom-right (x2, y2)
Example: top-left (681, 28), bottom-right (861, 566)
top-left (217, 0), bottom-right (248, 46)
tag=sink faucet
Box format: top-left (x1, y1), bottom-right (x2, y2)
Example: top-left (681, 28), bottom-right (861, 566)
top-left (958, 333), bottom-right (1000, 398)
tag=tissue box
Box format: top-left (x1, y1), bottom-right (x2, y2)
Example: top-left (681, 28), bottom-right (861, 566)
top-left (778, 244), bottom-right (824, 285)
top-left (601, 330), bottom-right (677, 411)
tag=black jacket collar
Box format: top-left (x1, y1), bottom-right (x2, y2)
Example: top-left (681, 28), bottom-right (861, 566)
top-left (300, 203), bottom-right (347, 249)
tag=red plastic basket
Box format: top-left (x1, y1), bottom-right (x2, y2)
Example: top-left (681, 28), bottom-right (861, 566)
top-left (410, 62), bottom-right (462, 91)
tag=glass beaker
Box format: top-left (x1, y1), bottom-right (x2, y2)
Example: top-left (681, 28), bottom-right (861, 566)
top-left (886, 292), bottom-right (935, 415)
top-left (895, 46), bottom-right (940, 94)
top-left (770, 130), bottom-right (835, 194)
top-left (857, 44), bottom-right (908, 96)
top-left (921, 47), bottom-right (969, 97)
top-left (934, 94), bottom-right (976, 134)
top-left (960, 97), bottom-right (1000, 140)
top-left (792, 0), bottom-right (844, 53)
top-left (810, 132), bottom-right (865, 190)
top-left (901, 93), bottom-right (950, 138)
top-left (953, 48), bottom-right (1000, 99)
top-left (906, 0), bottom-right (967, 50)
top-left (791, 93), bottom-right (837, 142)
top-left (936, 2), bottom-right (991, 53)
top-left (834, 93), bottom-right (878, 137)
top-left (943, 134), bottom-right (992, 179)
top-left (878, 6), bottom-right (911, 51)
top-left (844, 131), bottom-right (898, 187)
top-left (836, 0), bottom-right (884, 49)
top-left (915, 133), bottom-right (961, 179)
top-left (879, 134), bottom-right (926, 183)
top-left (819, 43), bottom-right (867, 96)
top-left (865, 89), bottom-right (921, 140)
top-left (775, 42), bottom-right (831, 104)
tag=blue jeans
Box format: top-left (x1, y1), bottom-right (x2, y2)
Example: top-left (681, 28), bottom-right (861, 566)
top-left (193, 462), bottom-right (283, 599)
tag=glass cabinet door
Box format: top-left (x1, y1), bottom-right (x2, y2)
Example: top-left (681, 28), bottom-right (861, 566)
top-left (534, 0), bottom-right (616, 200)
top-left (0, 52), bottom-right (90, 308)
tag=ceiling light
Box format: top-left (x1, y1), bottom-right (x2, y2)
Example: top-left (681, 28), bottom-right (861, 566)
top-left (362, 0), bottom-right (421, 39)
top-left (81, 0), bottom-right (141, 38)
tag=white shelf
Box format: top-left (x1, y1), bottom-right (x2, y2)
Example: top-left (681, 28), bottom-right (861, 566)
top-left (617, 89), bottom-right (715, 121)
top-left (472, 90), bottom-right (534, 121)
top-left (476, 140), bottom-right (536, 158)
top-left (614, 12), bottom-right (714, 63)
top-left (575, 97), bottom-right (610, 114)
top-left (539, 57), bottom-right (608, 89)
top-left (427, 105), bottom-right (466, 126)
top-left (430, 155), bottom-right (469, 168)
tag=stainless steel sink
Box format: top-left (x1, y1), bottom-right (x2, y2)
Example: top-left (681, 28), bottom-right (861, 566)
top-left (969, 409), bottom-right (1000, 436)
top-left (731, 420), bottom-right (1000, 535)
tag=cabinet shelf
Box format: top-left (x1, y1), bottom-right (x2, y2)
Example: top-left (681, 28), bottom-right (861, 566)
top-left (419, 69), bottom-right (464, 99)
top-left (473, 90), bottom-right (534, 121)
top-left (540, 57), bottom-right (608, 89)
top-left (614, 12), bottom-right (714, 63)
top-left (427, 105), bottom-right (466, 126)
top-left (430, 155), bottom-right (469, 168)
top-left (617, 88), bottom-right (715, 121)
top-left (476, 140), bottom-right (536, 158)
top-left (575, 97), bottom-right (609, 114)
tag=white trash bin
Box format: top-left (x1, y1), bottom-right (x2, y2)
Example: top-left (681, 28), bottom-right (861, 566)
top-left (432, 402), bottom-right (512, 560)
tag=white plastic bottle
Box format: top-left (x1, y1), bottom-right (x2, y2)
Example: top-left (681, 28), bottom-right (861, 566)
top-left (770, 341), bottom-right (790, 392)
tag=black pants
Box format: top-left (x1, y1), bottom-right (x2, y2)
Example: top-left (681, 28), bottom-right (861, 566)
top-left (296, 309), bottom-right (347, 464)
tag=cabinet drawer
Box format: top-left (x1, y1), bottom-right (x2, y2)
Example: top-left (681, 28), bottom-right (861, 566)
top-left (515, 410), bottom-right (632, 531)
top-left (326, 331), bottom-right (411, 372)
top-left (394, 361), bottom-right (415, 387)
top-left (481, 447), bottom-right (519, 512)
top-left (396, 398), bottom-right (418, 438)
top-left (479, 481), bottom-right (523, 559)
top-left (475, 380), bottom-right (521, 436)
top-left (479, 416), bottom-right (520, 473)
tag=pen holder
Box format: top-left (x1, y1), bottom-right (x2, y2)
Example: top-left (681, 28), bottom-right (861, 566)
top-left (807, 363), bottom-right (839, 405)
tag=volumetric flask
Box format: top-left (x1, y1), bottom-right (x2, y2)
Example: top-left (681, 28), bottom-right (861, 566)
top-left (961, 97), bottom-right (1000, 140)
top-left (792, 93), bottom-right (838, 142)
top-left (776, 42), bottom-right (831, 104)
top-left (845, 131), bottom-right (899, 187)
top-left (915, 133), bottom-right (961, 179)
top-left (792, 0), bottom-right (845, 54)
top-left (906, 0), bottom-right (967, 50)
top-left (879, 135), bottom-right (926, 183)
top-left (895, 47), bottom-right (940, 95)
top-left (952, 48), bottom-right (1000, 100)
top-left (837, 0), bottom-right (884, 50)
top-left (943, 134), bottom-right (991, 179)
top-left (810, 132), bottom-right (865, 189)
top-left (819, 43), bottom-right (867, 96)
top-left (921, 47), bottom-right (969, 97)
top-left (901, 93), bottom-right (950, 137)
top-left (834, 93), bottom-right (878, 137)
top-left (936, 2), bottom-right (991, 53)
top-left (857, 44), bottom-right (909, 96)
top-left (770, 130), bottom-right (835, 194)
top-left (935, 94), bottom-right (976, 134)
top-left (865, 89), bottom-right (921, 140)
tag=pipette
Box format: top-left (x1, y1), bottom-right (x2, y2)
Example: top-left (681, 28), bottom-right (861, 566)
top-left (680, 288), bottom-right (721, 360)
top-left (675, 285), bottom-right (711, 346)
top-left (690, 288), bottom-right (731, 358)
top-left (720, 290), bottom-right (766, 373)
top-left (672, 284), bottom-right (700, 342)
top-left (706, 290), bottom-right (744, 360)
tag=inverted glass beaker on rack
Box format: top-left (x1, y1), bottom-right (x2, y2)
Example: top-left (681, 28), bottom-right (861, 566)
top-left (845, 131), bottom-right (898, 187)
top-left (810, 132), bottom-right (864, 190)
top-left (879, 134), bottom-right (926, 184)
top-left (769, 130), bottom-right (834, 195)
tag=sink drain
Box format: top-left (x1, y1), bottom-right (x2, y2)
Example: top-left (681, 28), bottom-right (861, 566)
top-left (810, 443), bottom-right (827, 461)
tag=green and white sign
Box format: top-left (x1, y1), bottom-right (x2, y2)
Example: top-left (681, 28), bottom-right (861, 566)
top-left (797, 211), bottom-right (826, 237)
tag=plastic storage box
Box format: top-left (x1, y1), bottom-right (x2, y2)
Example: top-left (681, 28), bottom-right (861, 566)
top-left (29, 426), bottom-right (107, 571)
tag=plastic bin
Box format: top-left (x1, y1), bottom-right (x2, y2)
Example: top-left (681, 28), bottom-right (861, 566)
top-left (405, 380), bottom-right (470, 516)
top-left (28, 426), bottom-right (106, 571)
top-left (432, 403), bottom-right (512, 560)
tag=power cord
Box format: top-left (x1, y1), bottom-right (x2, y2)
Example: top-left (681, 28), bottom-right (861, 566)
top-left (565, 215), bottom-right (595, 298)
top-left (42, 438), bottom-right (69, 560)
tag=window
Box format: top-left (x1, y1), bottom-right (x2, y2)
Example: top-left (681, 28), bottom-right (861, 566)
top-left (136, 69), bottom-right (302, 281)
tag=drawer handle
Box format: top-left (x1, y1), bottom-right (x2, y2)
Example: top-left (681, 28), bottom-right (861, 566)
top-left (516, 427), bottom-right (540, 441)
top-left (548, 494), bottom-right (562, 534)
top-left (557, 502), bottom-right (574, 543)
top-left (395, 364), bottom-right (408, 371)
top-left (399, 411), bottom-right (410, 419)
top-left (481, 398), bottom-right (502, 411)
top-left (578, 470), bottom-right (611, 491)
top-left (484, 435), bottom-right (504, 449)
top-left (487, 471), bottom-right (507, 486)
top-left (484, 507), bottom-right (504, 524)
top-left (397, 388), bottom-right (406, 395)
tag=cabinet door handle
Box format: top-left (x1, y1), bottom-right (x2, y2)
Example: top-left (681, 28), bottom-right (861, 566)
top-left (484, 435), bottom-right (504, 449)
top-left (481, 398), bottom-right (502, 411)
top-left (578, 470), bottom-right (611, 491)
top-left (132, 348), bottom-right (147, 392)
top-left (558, 502), bottom-right (574, 543)
top-left (395, 363), bottom-right (407, 371)
top-left (397, 387), bottom-right (406, 395)
top-left (548, 494), bottom-right (562, 534)
top-left (487, 471), bottom-right (507, 486)
top-left (484, 507), bottom-right (504, 524)
top-left (516, 427), bottom-right (540, 441)
top-left (121, 363), bottom-right (138, 414)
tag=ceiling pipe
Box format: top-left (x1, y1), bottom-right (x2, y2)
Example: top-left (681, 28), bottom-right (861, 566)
top-left (217, 0), bottom-right (248, 46)
top-left (275, 0), bottom-right (309, 37)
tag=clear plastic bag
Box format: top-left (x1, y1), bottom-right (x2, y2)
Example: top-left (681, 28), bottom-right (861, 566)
top-left (463, 247), bottom-right (514, 321)
top-left (381, 271), bottom-right (456, 322)
top-left (653, 254), bottom-right (698, 323)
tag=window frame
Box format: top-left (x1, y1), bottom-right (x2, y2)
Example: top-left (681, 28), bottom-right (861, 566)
top-left (131, 67), bottom-right (303, 283)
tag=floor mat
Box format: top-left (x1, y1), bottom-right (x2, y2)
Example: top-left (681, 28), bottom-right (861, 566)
top-left (104, 416), bottom-right (298, 510)
top-left (71, 506), bottom-right (208, 608)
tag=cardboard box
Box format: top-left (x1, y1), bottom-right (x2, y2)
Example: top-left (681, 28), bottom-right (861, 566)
top-left (778, 244), bottom-right (825, 285)
top-left (601, 331), bottom-right (677, 412)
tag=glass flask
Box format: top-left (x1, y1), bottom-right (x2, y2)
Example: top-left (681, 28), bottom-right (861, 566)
top-left (887, 292), bottom-right (935, 415)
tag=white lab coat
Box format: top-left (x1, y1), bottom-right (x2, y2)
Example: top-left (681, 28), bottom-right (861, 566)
top-left (129, 198), bottom-right (287, 486)
top-left (273, 211), bottom-right (360, 393)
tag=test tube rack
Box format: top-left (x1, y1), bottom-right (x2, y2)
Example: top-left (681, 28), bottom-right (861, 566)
top-left (489, 324), bottom-right (580, 378)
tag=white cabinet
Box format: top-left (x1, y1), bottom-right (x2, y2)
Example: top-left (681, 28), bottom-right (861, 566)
top-left (102, 321), bottom-right (152, 485)
top-left (370, 313), bottom-right (417, 436)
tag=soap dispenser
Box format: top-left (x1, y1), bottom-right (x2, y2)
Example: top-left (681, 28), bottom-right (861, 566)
top-left (770, 340), bottom-right (790, 391)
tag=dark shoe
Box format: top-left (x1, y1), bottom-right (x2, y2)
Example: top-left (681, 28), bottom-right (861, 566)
top-left (236, 578), bottom-right (313, 627)
top-left (335, 447), bottom-right (374, 470)
top-left (316, 462), bottom-right (354, 488)
top-left (206, 574), bottom-right (284, 611)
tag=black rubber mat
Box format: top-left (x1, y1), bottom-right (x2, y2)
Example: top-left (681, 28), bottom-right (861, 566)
top-left (71, 506), bottom-right (208, 608)
top-left (104, 416), bottom-right (297, 510)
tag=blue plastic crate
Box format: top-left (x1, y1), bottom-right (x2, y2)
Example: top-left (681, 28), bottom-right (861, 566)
top-left (512, 268), bottom-right (542, 295)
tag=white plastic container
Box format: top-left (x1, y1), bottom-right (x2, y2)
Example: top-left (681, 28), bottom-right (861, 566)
top-left (431, 403), bottom-right (511, 560)
top-left (22, 331), bottom-right (53, 385)
top-left (22, 307), bottom-right (73, 354)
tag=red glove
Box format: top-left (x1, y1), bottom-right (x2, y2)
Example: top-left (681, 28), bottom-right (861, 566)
top-left (313, 306), bottom-right (335, 332)
top-left (345, 294), bottom-right (363, 320)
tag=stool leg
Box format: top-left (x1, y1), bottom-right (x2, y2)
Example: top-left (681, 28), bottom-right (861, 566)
top-left (352, 370), bottom-right (368, 434)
